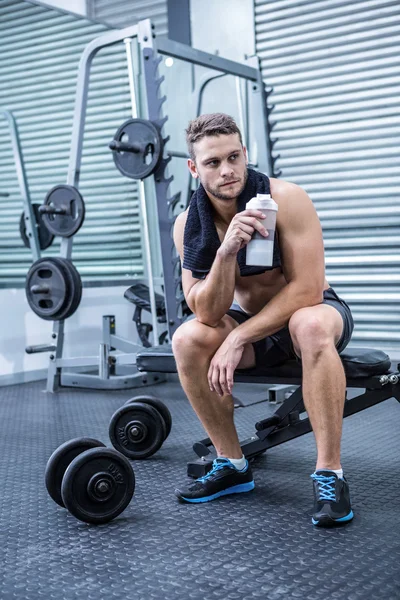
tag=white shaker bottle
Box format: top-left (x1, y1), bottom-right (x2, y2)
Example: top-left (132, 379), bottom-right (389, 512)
top-left (245, 193), bottom-right (278, 267)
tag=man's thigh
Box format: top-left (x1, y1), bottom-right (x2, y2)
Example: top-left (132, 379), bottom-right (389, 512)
top-left (236, 287), bottom-right (354, 368)
top-left (183, 288), bottom-right (354, 369)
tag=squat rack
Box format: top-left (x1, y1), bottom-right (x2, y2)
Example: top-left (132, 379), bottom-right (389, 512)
top-left (35, 19), bottom-right (273, 392)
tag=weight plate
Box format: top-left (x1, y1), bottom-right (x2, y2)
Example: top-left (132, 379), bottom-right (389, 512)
top-left (61, 259), bottom-right (82, 319)
top-left (20, 204), bottom-right (54, 250)
top-left (46, 257), bottom-right (76, 321)
top-left (61, 447), bottom-right (135, 525)
top-left (109, 402), bottom-right (166, 460)
top-left (111, 118), bottom-right (163, 180)
top-left (124, 396), bottom-right (172, 440)
top-left (41, 185), bottom-right (85, 238)
top-left (25, 257), bottom-right (70, 320)
top-left (45, 438), bottom-right (105, 508)
top-left (50, 257), bottom-right (82, 321)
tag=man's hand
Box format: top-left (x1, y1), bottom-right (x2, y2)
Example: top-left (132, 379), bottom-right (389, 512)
top-left (219, 209), bottom-right (268, 256)
top-left (208, 333), bottom-right (245, 397)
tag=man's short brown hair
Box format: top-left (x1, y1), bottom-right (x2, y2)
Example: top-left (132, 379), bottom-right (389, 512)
top-left (185, 113), bottom-right (243, 161)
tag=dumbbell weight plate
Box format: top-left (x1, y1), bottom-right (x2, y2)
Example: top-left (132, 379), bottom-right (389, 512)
top-left (123, 395), bottom-right (172, 439)
top-left (109, 402), bottom-right (166, 459)
top-left (45, 438), bottom-right (105, 507)
top-left (61, 447), bottom-right (135, 525)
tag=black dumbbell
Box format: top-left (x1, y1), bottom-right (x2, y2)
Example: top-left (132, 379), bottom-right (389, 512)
top-left (45, 438), bottom-right (135, 524)
top-left (109, 395), bottom-right (172, 460)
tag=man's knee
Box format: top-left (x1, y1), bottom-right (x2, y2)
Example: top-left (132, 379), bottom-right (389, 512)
top-left (171, 317), bottom-right (229, 357)
top-left (289, 309), bottom-right (334, 356)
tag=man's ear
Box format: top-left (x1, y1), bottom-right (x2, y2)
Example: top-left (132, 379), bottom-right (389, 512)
top-left (188, 158), bottom-right (199, 178)
top-left (243, 146), bottom-right (249, 165)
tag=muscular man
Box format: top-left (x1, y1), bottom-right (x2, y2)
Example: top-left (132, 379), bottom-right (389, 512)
top-left (172, 113), bottom-right (354, 527)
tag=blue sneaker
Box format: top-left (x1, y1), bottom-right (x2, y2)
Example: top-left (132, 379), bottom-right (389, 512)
top-left (175, 457), bottom-right (255, 503)
top-left (311, 470), bottom-right (354, 527)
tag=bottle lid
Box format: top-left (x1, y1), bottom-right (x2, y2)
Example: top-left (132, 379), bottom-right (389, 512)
top-left (246, 194), bottom-right (278, 211)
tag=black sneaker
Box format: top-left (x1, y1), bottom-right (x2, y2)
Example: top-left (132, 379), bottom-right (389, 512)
top-left (175, 457), bottom-right (255, 503)
top-left (311, 470), bottom-right (354, 527)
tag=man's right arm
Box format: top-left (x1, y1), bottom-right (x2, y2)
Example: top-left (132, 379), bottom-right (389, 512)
top-left (173, 211), bottom-right (237, 327)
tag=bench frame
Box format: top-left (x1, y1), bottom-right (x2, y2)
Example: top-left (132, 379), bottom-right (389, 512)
top-left (134, 344), bottom-right (400, 477)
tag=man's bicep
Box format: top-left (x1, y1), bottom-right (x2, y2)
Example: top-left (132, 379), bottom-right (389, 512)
top-left (181, 267), bottom-right (205, 313)
top-left (173, 210), bottom-right (187, 259)
top-left (173, 212), bottom-right (203, 313)
top-left (278, 187), bottom-right (325, 292)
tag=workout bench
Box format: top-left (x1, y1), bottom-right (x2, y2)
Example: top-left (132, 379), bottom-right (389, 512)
top-left (135, 344), bottom-right (400, 477)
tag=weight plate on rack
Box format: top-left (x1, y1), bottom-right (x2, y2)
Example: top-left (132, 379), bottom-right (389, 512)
top-left (20, 204), bottom-right (54, 250)
top-left (109, 402), bottom-right (166, 460)
top-left (45, 438), bottom-right (105, 507)
top-left (61, 447), bottom-right (135, 524)
top-left (62, 258), bottom-right (82, 320)
top-left (25, 257), bottom-right (69, 320)
top-left (51, 257), bottom-right (82, 321)
top-left (110, 118), bottom-right (164, 180)
top-left (40, 185), bottom-right (85, 238)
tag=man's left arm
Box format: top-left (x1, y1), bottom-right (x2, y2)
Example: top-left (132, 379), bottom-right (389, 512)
top-left (232, 182), bottom-right (326, 346)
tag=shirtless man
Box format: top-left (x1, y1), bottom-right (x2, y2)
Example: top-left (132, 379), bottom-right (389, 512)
top-left (171, 113), bottom-right (354, 527)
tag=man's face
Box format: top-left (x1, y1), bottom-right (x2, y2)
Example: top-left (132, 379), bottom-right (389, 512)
top-left (188, 133), bottom-right (248, 202)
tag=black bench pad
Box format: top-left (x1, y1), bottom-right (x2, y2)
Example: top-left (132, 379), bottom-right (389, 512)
top-left (136, 345), bottom-right (391, 379)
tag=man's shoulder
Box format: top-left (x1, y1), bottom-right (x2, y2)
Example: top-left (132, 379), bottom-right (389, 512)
top-left (173, 208), bottom-right (190, 248)
top-left (175, 208), bottom-right (189, 228)
top-left (269, 177), bottom-right (305, 199)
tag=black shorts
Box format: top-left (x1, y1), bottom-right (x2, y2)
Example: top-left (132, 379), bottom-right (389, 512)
top-left (226, 287), bottom-right (354, 368)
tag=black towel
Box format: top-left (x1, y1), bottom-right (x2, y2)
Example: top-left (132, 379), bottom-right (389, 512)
top-left (183, 168), bottom-right (281, 279)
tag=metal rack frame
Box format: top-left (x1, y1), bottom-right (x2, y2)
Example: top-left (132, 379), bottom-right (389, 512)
top-left (31, 19), bottom-right (272, 392)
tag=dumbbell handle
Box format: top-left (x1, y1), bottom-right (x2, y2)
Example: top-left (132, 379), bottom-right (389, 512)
top-left (31, 284), bottom-right (50, 294)
top-left (39, 204), bottom-right (66, 215)
top-left (109, 140), bottom-right (143, 154)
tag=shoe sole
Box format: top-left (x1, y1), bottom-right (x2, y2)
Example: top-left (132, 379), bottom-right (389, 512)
top-left (176, 481), bottom-right (255, 503)
top-left (312, 510), bottom-right (354, 527)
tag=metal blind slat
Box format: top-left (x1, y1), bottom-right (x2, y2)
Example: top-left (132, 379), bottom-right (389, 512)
top-left (88, 0), bottom-right (168, 34)
top-left (255, 0), bottom-right (400, 353)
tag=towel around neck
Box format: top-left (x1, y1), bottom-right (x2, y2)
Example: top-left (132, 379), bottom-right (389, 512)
top-left (182, 168), bottom-right (281, 279)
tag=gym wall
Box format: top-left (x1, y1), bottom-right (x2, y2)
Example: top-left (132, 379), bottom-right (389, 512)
top-left (254, 0), bottom-right (400, 356)
top-left (40, 0), bottom-right (86, 15)
top-left (86, 0), bottom-right (168, 33)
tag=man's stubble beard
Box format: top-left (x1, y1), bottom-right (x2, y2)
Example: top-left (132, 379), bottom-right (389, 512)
top-left (202, 168), bottom-right (248, 201)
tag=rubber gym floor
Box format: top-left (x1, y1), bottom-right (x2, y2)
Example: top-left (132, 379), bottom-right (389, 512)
top-left (1, 378), bottom-right (399, 600)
